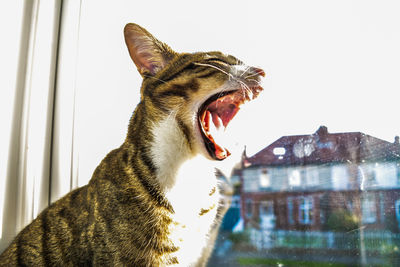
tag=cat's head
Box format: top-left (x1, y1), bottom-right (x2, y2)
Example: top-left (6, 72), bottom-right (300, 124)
top-left (124, 23), bottom-right (264, 162)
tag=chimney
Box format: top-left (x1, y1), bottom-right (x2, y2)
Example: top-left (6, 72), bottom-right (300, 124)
top-left (395, 136), bottom-right (399, 145)
top-left (241, 146), bottom-right (249, 168)
top-left (315, 126), bottom-right (328, 141)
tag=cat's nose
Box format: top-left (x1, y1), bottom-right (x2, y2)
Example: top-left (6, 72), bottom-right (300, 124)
top-left (251, 67), bottom-right (265, 77)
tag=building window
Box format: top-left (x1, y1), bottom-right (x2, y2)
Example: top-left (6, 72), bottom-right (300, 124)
top-left (395, 199), bottom-right (400, 227)
top-left (289, 169), bottom-right (301, 187)
top-left (317, 141), bottom-right (333, 149)
top-left (379, 192), bottom-right (385, 223)
top-left (287, 197), bottom-right (294, 225)
top-left (305, 166), bottom-right (319, 186)
top-left (361, 193), bottom-right (377, 224)
top-left (361, 164), bottom-right (377, 187)
top-left (299, 196), bottom-right (314, 224)
top-left (259, 168), bottom-right (271, 188)
top-left (243, 169), bottom-right (259, 192)
top-left (346, 198), bottom-right (354, 212)
top-left (259, 201), bottom-right (274, 217)
top-left (319, 195), bottom-right (327, 225)
top-left (231, 196), bottom-right (241, 208)
top-left (273, 147), bottom-right (286, 156)
top-left (245, 199), bottom-right (253, 218)
top-left (397, 163), bottom-right (400, 185)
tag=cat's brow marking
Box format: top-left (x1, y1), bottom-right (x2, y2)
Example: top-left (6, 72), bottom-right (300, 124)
top-left (193, 62), bottom-right (233, 80)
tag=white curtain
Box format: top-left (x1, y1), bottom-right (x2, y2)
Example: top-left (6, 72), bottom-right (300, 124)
top-left (0, 0), bottom-right (81, 251)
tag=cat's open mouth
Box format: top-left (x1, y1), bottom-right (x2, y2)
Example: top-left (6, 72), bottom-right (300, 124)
top-left (198, 81), bottom-right (264, 160)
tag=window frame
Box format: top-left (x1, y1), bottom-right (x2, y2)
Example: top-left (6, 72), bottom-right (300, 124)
top-left (298, 196), bottom-right (314, 225)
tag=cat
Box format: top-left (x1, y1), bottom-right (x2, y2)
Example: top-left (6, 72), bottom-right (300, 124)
top-left (0, 23), bottom-right (264, 266)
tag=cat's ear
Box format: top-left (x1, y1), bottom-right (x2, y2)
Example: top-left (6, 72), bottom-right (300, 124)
top-left (124, 23), bottom-right (176, 77)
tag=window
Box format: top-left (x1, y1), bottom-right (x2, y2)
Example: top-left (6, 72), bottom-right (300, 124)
top-left (368, 164), bottom-right (377, 185)
top-left (397, 163), bottom-right (400, 185)
top-left (379, 192), bottom-right (385, 223)
top-left (305, 166), bottom-right (319, 186)
top-left (289, 169), bottom-right (301, 187)
top-left (287, 197), bottom-right (294, 225)
top-left (259, 201), bottom-right (274, 217)
top-left (231, 195), bottom-right (241, 208)
top-left (3, 1), bottom-right (400, 266)
top-left (299, 196), bottom-right (314, 224)
top-left (395, 199), bottom-right (400, 227)
top-left (273, 147), bottom-right (286, 156)
top-left (361, 194), bottom-right (377, 224)
top-left (346, 198), bottom-right (354, 212)
top-left (245, 199), bottom-right (253, 218)
top-left (242, 169), bottom-right (259, 192)
top-left (317, 141), bottom-right (333, 149)
top-left (259, 169), bottom-right (271, 188)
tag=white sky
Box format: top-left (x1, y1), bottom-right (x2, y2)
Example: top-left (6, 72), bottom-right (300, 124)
top-left (226, 0), bottom-right (400, 156)
top-left (92, 0), bottom-right (400, 156)
top-left (66, 0), bottom-right (400, 182)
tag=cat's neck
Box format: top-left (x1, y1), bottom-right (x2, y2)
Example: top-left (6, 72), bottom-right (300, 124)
top-left (125, 106), bottom-right (213, 193)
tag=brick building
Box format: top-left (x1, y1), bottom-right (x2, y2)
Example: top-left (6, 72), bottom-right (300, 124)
top-left (240, 126), bottom-right (400, 232)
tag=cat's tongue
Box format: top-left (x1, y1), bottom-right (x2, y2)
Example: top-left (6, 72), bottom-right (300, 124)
top-left (203, 110), bottom-right (231, 160)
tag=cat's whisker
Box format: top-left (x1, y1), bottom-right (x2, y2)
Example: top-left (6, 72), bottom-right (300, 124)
top-left (246, 78), bottom-right (262, 86)
top-left (239, 66), bottom-right (252, 78)
top-left (244, 73), bottom-right (260, 80)
top-left (143, 74), bottom-right (168, 84)
top-left (194, 62), bottom-right (232, 79)
top-left (237, 80), bottom-right (252, 100)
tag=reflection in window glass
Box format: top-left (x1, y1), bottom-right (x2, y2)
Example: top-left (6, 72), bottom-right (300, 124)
top-left (288, 169), bottom-right (301, 187)
top-left (299, 196), bottom-right (314, 225)
top-left (245, 199), bottom-right (253, 218)
top-left (210, 126), bottom-right (400, 266)
top-left (287, 197), bottom-right (294, 225)
top-left (362, 193), bottom-right (377, 224)
top-left (395, 199), bottom-right (400, 226)
top-left (305, 166), bottom-right (319, 186)
top-left (259, 169), bottom-right (270, 188)
top-left (259, 201), bottom-right (273, 217)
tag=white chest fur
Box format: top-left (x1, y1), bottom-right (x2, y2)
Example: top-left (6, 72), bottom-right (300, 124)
top-left (165, 156), bottom-right (220, 266)
top-left (150, 118), bottom-right (222, 266)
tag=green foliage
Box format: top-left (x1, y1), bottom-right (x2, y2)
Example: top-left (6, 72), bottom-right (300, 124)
top-left (228, 231), bottom-right (249, 246)
top-left (326, 209), bottom-right (360, 232)
top-left (238, 257), bottom-right (350, 267)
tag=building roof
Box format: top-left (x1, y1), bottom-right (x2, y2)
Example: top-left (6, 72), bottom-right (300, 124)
top-left (245, 126), bottom-right (400, 167)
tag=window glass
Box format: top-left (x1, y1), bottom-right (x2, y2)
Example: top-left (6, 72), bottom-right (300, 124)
top-left (212, 126), bottom-right (400, 266)
top-left (299, 196), bottom-right (314, 224)
top-left (288, 169), bottom-right (301, 187)
top-left (305, 166), bottom-right (319, 187)
top-left (287, 197), bottom-right (294, 225)
top-left (259, 169), bottom-right (271, 188)
top-left (361, 193), bottom-right (377, 224)
top-left (245, 199), bottom-right (253, 218)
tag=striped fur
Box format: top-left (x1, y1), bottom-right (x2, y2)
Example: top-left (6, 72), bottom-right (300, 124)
top-left (0, 23), bottom-right (263, 266)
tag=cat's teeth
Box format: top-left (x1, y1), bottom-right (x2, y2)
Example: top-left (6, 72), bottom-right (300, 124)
top-left (217, 116), bottom-right (224, 130)
top-left (204, 110), bottom-right (212, 132)
top-left (209, 114), bottom-right (228, 148)
top-left (211, 113), bottom-right (223, 130)
top-left (209, 114), bottom-right (218, 137)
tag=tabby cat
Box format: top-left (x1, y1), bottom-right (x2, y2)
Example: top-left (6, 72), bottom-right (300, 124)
top-left (0, 23), bottom-right (264, 266)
